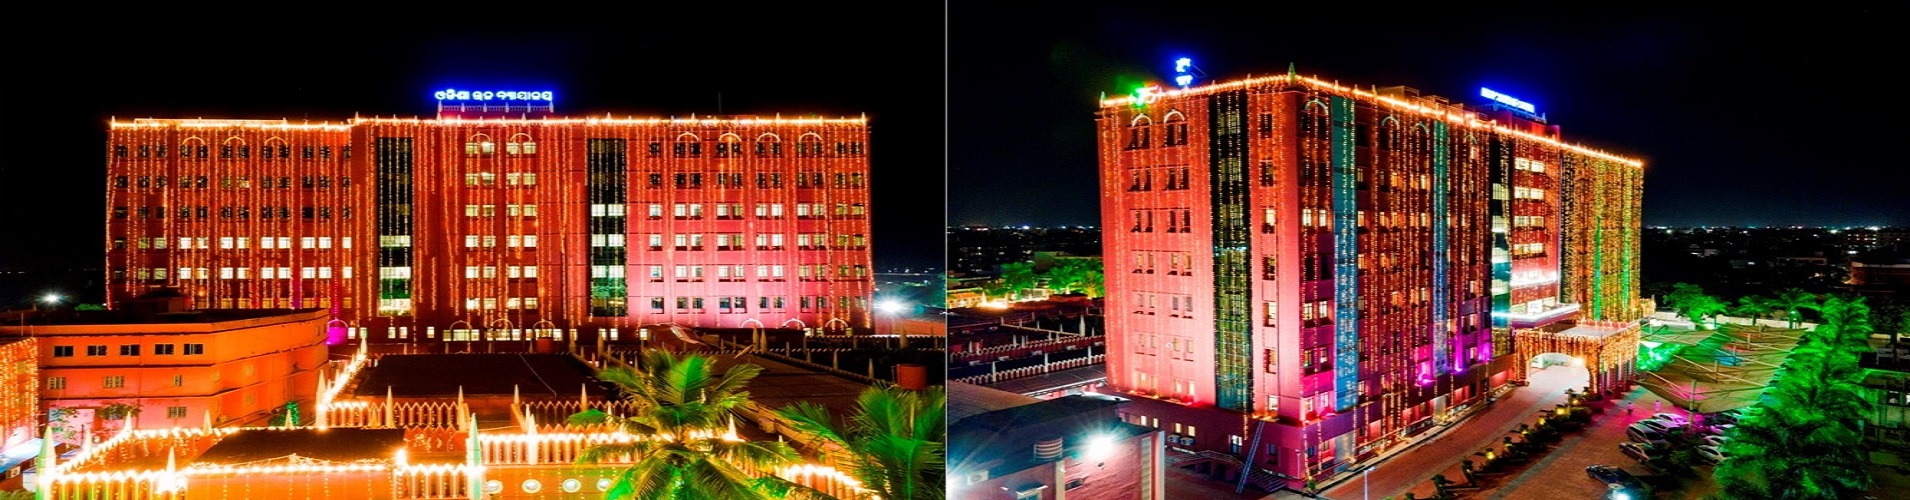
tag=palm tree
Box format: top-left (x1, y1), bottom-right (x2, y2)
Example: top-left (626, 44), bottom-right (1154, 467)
top-left (1714, 295), bottom-right (1875, 499)
top-left (570, 349), bottom-right (822, 499)
top-left (1773, 288), bottom-right (1818, 328)
top-left (997, 262), bottom-right (1039, 301)
top-left (774, 383), bottom-right (946, 500)
top-left (1733, 294), bottom-right (1775, 326)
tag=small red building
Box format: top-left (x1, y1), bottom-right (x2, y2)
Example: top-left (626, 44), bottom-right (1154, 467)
top-left (1, 292), bottom-right (328, 440)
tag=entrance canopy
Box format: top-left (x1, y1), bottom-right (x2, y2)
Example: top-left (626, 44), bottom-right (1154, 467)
top-left (1514, 319), bottom-right (1642, 394)
top-left (1633, 322), bottom-right (1805, 414)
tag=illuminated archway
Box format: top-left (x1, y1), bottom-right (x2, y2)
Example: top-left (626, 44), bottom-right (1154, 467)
top-left (1512, 319), bottom-right (1640, 394)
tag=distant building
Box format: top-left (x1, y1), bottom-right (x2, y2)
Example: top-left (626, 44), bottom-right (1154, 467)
top-left (1097, 69), bottom-right (1644, 481)
top-left (949, 381), bottom-right (1164, 499)
top-left (105, 98), bottom-right (874, 344)
top-left (0, 290), bottom-right (328, 437)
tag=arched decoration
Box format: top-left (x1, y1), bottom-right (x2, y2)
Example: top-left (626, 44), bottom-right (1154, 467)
top-left (753, 132), bottom-right (784, 157)
top-left (1161, 111), bottom-right (1188, 147)
top-left (1377, 116), bottom-right (1401, 151)
top-left (781, 318), bottom-right (806, 330)
top-left (1128, 114), bottom-right (1154, 127)
top-left (219, 136), bottom-right (248, 160)
top-left (716, 133), bottom-right (745, 158)
top-left (180, 137), bottom-right (209, 160)
top-left (262, 137), bottom-right (289, 159)
top-left (754, 132), bottom-right (782, 142)
top-left (465, 133), bottom-right (496, 157)
top-left (674, 132), bottom-right (702, 141)
top-left (505, 133), bottom-right (537, 156)
top-left (797, 132), bottom-right (824, 157)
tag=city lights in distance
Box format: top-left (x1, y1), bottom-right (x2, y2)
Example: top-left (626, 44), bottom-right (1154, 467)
top-left (1480, 87), bottom-right (1536, 114)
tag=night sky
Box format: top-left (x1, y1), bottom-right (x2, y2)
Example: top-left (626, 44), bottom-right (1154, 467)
top-left (950, 6), bottom-right (1907, 229)
top-left (0, 6), bottom-right (947, 285)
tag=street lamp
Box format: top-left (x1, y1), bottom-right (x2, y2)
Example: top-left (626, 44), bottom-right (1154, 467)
top-left (40, 293), bottom-right (62, 307)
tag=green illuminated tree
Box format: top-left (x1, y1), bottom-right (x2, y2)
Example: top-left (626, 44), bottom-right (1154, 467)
top-left (1733, 294), bottom-right (1776, 326)
top-left (1714, 295), bottom-right (1874, 499)
top-left (1773, 288), bottom-right (1818, 328)
top-left (1045, 258), bottom-right (1104, 297)
top-left (774, 384), bottom-right (946, 500)
top-left (569, 350), bottom-right (825, 499)
top-left (1665, 283), bottom-right (1726, 326)
top-left (997, 261), bottom-right (1038, 300)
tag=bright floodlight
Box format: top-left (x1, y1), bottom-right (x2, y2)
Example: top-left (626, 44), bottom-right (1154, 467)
top-left (1086, 434), bottom-right (1115, 461)
top-left (877, 300), bottom-right (906, 314)
top-left (40, 293), bottom-right (61, 305)
top-left (1176, 75), bottom-right (1193, 86)
top-left (1175, 58), bottom-right (1192, 72)
top-left (1612, 491), bottom-right (1630, 500)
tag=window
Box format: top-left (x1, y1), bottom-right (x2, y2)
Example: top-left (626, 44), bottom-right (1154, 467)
top-left (53, 346), bottom-right (73, 357)
top-left (86, 345), bottom-right (108, 356)
top-left (168, 407), bottom-right (188, 419)
top-left (104, 376), bottom-right (126, 389)
top-left (184, 344), bottom-right (205, 355)
top-left (120, 344), bottom-right (140, 356)
top-left (47, 377), bottom-right (65, 390)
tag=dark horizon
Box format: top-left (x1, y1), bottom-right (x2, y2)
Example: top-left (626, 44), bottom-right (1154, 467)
top-left (0, 7), bottom-right (947, 287)
top-left (949, 5), bottom-right (1908, 229)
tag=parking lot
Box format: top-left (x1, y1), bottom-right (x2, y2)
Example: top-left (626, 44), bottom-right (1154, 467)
top-left (1480, 387), bottom-right (1719, 500)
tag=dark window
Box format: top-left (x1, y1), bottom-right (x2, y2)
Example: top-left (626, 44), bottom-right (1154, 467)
top-left (648, 142), bottom-right (663, 157)
top-left (154, 344), bottom-right (176, 355)
top-left (119, 344), bottom-right (140, 356)
top-left (113, 145), bottom-right (128, 157)
top-left (184, 344), bottom-right (205, 355)
top-left (53, 346), bottom-right (73, 357)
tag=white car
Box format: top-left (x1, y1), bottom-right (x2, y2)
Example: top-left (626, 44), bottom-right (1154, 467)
top-left (1648, 412), bottom-right (1690, 426)
top-left (1636, 419), bottom-right (1682, 435)
top-left (1702, 435), bottom-right (1729, 447)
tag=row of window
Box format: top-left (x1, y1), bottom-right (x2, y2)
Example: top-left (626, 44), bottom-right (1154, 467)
top-left (463, 204), bottom-right (541, 218)
top-left (1125, 166), bottom-right (1192, 192)
top-left (131, 267), bottom-right (353, 281)
top-left (462, 172), bottom-right (540, 186)
top-left (1132, 333), bottom-right (1199, 361)
top-left (112, 205), bottom-right (354, 221)
top-left (1130, 292), bottom-right (1197, 318)
top-left (1130, 251), bottom-right (1195, 276)
top-left (643, 140), bottom-right (864, 159)
top-left (118, 236), bottom-right (353, 251)
top-left (587, 233), bottom-right (866, 250)
top-left (113, 144), bottom-right (345, 160)
top-left (595, 202), bottom-right (867, 219)
top-left (593, 264), bottom-right (868, 280)
top-left (52, 343), bottom-right (205, 357)
top-left (112, 175), bottom-right (352, 190)
top-left (629, 171), bottom-right (866, 189)
top-left (1128, 209), bottom-right (1194, 233)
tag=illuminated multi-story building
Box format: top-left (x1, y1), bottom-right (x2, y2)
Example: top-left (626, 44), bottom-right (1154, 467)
top-left (1096, 68), bottom-right (1643, 482)
top-left (105, 91), bottom-right (875, 343)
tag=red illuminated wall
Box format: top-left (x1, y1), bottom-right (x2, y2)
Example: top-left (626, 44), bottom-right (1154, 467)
top-left (4, 309), bottom-right (329, 434)
top-left (106, 117), bottom-right (873, 342)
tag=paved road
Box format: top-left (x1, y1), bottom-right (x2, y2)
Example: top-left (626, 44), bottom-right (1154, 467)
top-left (1316, 364), bottom-right (1585, 500)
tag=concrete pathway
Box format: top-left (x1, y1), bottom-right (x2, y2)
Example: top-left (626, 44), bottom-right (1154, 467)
top-left (1313, 364), bottom-right (1587, 500)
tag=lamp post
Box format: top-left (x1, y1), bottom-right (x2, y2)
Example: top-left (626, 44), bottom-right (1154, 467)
top-left (1363, 464), bottom-right (1372, 500)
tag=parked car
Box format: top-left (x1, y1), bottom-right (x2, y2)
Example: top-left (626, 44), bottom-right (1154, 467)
top-left (1636, 419), bottom-right (1683, 436)
top-left (1627, 423), bottom-right (1669, 446)
top-left (1696, 444), bottom-right (1726, 464)
top-left (1704, 423), bottom-right (1736, 436)
top-left (1647, 412), bottom-right (1690, 427)
top-left (1619, 442), bottom-right (1659, 463)
top-left (1708, 409), bottom-right (1744, 425)
top-left (1701, 434), bottom-right (1730, 447)
top-left (1586, 464), bottom-right (1647, 492)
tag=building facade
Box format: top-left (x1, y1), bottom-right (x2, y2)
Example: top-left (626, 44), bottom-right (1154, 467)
top-left (1096, 71), bottom-right (1643, 480)
top-left (0, 300), bottom-right (328, 436)
top-left (105, 103), bottom-right (874, 342)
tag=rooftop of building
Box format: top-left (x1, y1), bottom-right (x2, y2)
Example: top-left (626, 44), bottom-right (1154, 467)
top-left (1098, 66), bottom-right (1641, 167)
top-left (349, 353), bottom-right (609, 399)
top-left (948, 381), bottom-right (1042, 423)
top-left (192, 428), bottom-right (405, 467)
top-left (948, 391), bottom-right (1151, 478)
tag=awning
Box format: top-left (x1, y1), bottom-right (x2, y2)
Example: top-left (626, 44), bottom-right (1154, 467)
top-left (1635, 322), bottom-right (1805, 414)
